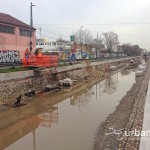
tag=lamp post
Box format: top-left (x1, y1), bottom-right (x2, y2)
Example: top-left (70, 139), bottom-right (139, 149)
top-left (30, 2), bottom-right (35, 53)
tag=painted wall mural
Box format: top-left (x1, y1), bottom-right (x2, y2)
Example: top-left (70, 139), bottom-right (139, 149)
top-left (0, 50), bottom-right (21, 63)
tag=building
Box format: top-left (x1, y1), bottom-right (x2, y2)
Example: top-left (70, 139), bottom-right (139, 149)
top-left (36, 39), bottom-right (72, 51)
top-left (0, 13), bottom-right (36, 59)
top-left (117, 46), bottom-right (123, 53)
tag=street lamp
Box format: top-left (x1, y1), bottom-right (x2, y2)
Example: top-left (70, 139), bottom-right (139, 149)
top-left (30, 2), bottom-right (35, 53)
top-left (80, 26), bottom-right (84, 43)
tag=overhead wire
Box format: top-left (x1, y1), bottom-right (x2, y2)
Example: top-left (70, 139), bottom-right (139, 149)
top-left (35, 23), bottom-right (150, 26)
top-left (36, 30), bottom-right (57, 40)
top-left (41, 28), bottom-right (70, 38)
top-left (35, 24), bottom-right (150, 39)
top-left (35, 23), bottom-right (150, 48)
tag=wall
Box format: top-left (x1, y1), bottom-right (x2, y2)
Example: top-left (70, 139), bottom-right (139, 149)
top-left (0, 50), bottom-right (21, 63)
top-left (0, 73), bottom-right (52, 103)
top-left (0, 26), bottom-right (36, 58)
top-left (0, 57), bottom-right (132, 81)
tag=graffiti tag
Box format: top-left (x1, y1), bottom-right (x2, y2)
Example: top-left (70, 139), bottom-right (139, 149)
top-left (0, 50), bottom-right (20, 63)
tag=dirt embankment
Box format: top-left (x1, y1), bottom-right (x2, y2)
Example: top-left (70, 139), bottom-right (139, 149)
top-left (93, 61), bottom-right (150, 150)
top-left (0, 59), bottom-right (127, 104)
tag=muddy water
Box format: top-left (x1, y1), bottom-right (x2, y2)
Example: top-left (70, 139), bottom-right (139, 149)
top-left (3, 70), bottom-right (135, 150)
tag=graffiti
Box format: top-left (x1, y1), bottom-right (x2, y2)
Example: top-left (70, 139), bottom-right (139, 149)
top-left (0, 50), bottom-right (20, 63)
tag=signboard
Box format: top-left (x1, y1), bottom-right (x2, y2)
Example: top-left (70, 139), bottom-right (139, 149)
top-left (71, 54), bottom-right (76, 60)
top-left (70, 35), bottom-right (75, 42)
top-left (25, 54), bottom-right (29, 58)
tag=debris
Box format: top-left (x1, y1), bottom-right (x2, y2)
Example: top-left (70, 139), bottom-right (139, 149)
top-left (24, 90), bottom-right (35, 97)
top-left (110, 65), bottom-right (117, 71)
top-left (59, 78), bottom-right (74, 86)
top-left (45, 83), bottom-right (60, 92)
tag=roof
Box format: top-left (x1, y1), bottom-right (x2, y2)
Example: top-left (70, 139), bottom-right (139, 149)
top-left (0, 13), bottom-right (35, 30)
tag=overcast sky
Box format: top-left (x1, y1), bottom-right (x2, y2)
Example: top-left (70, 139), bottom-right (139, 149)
top-left (1, 0), bottom-right (150, 50)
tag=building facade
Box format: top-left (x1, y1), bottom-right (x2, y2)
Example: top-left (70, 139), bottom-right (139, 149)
top-left (0, 13), bottom-right (36, 59)
top-left (36, 39), bottom-right (72, 51)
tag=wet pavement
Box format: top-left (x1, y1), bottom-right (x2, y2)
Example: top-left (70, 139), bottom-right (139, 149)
top-left (2, 70), bottom-right (136, 150)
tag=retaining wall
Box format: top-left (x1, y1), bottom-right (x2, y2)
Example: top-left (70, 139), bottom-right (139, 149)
top-left (0, 57), bottom-right (134, 81)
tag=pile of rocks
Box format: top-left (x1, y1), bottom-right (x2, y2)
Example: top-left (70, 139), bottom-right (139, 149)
top-left (0, 73), bottom-right (53, 103)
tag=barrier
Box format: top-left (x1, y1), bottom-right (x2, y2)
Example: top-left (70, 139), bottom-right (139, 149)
top-left (23, 55), bottom-right (58, 67)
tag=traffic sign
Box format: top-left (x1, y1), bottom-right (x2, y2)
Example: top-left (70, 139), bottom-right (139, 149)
top-left (25, 54), bottom-right (29, 58)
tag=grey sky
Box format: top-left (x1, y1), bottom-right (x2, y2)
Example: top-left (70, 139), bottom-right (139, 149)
top-left (1, 0), bottom-right (150, 50)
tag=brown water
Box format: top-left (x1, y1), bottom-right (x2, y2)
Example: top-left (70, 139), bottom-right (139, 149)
top-left (3, 70), bottom-right (135, 150)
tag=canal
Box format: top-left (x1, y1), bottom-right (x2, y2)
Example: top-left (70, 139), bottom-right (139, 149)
top-left (3, 69), bottom-right (135, 150)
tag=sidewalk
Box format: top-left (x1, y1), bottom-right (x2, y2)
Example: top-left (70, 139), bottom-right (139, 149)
top-left (139, 79), bottom-right (150, 150)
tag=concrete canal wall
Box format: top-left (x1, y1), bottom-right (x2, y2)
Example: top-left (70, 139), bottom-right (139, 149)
top-left (0, 57), bottom-right (134, 103)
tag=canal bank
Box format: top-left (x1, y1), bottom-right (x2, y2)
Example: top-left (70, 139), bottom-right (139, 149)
top-left (0, 57), bottom-right (134, 103)
top-left (94, 60), bottom-right (150, 150)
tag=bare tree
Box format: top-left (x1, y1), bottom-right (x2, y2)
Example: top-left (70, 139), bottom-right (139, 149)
top-left (92, 38), bottom-right (103, 47)
top-left (56, 36), bottom-right (67, 43)
top-left (102, 31), bottom-right (119, 52)
top-left (122, 43), bottom-right (143, 56)
top-left (74, 29), bottom-right (93, 44)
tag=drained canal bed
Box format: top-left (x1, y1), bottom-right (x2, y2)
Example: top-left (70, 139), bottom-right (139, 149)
top-left (3, 69), bottom-right (136, 150)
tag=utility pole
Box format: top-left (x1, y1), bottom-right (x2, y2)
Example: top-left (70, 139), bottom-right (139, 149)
top-left (39, 28), bottom-right (42, 48)
top-left (96, 32), bottom-right (98, 59)
top-left (80, 26), bottom-right (83, 51)
top-left (110, 39), bottom-right (112, 57)
top-left (30, 2), bottom-right (35, 53)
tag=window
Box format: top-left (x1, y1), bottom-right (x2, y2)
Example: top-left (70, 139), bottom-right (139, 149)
top-left (20, 28), bottom-right (32, 37)
top-left (0, 24), bottom-right (15, 34)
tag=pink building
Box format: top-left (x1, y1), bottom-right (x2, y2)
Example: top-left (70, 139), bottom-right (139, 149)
top-left (0, 13), bottom-right (36, 59)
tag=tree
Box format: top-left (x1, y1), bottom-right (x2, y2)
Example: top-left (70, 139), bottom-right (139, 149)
top-left (122, 43), bottom-right (143, 56)
top-left (56, 36), bottom-right (66, 43)
top-left (102, 31), bottom-right (119, 52)
top-left (92, 38), bottom-right (103, 47)
top-left (74, 29), bottom-right (93, 44)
